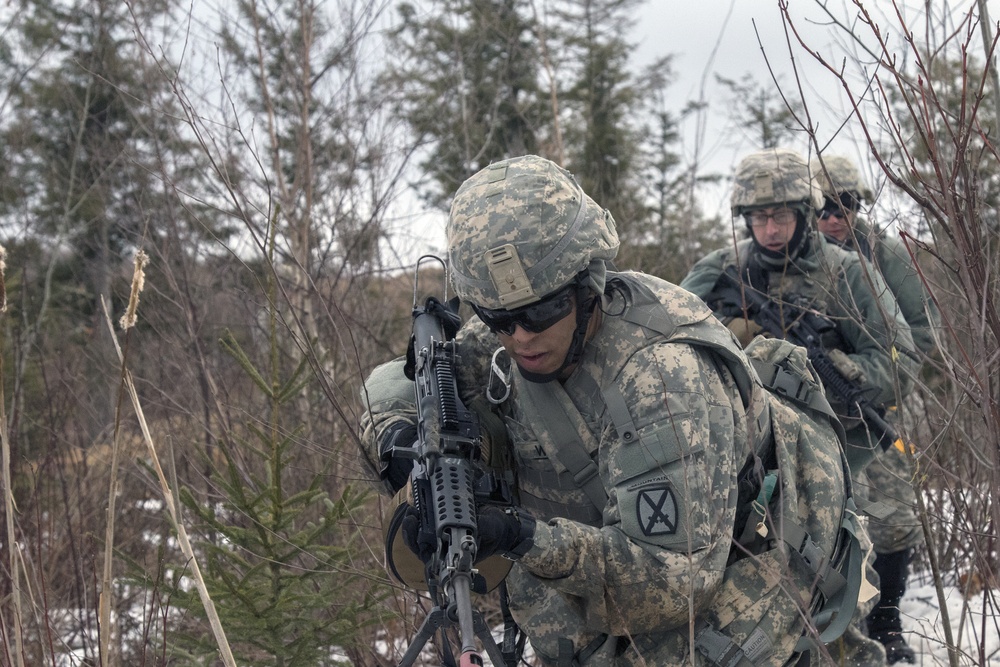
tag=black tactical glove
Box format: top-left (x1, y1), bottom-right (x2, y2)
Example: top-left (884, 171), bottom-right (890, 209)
top-left (378, 421), bottom-right (417, 494)
top-left (474, 505), bottom-right (536, 562)
top-left (399, 505), bottom-right (436, 565)
top-left (401, 504), bottom-right (535, 564)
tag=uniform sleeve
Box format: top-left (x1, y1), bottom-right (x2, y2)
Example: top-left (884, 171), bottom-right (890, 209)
top-left (357, 357), bottom-right (416, 496)
top-left (357, 318), bottom-right (501, 496)
top-left (876, 235), bottom-right (939, 357)
top-left (516, 342), bottom-right (750, 635)
top-left (679, 248), bottom-right (728, 300)
top-left (835, 256), bottom-right (918, 404)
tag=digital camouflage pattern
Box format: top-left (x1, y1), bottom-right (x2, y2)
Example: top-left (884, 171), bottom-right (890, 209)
top-left (361, 274), bottom-right (756, 664)
top-left (359, 155), bottom-right (868, 665)
top-left (829, 215), bottom-right (932, 555)
top-left (811, 155), bottom-right (874, 202)
top-left (740, 338), bottom-right (885, 667)
top-left (731, 148), bottom-right (823, 216)
top-left (682, 149), bottom-right (920, 665)
top-left (862, 440), bottom-right (923, 553)
top-left (359, 272), bottom-right (864, 665)
top-left (447, 155), bottom-right (619, 309)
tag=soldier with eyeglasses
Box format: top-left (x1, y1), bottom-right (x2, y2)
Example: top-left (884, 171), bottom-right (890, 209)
top-left (681, 148), bottom-right (920, 664)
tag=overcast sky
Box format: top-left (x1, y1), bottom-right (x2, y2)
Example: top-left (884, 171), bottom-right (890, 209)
top-left (631, 0), bottom-right (1000, 217)
top-left (395, 0), bottom-right (1000, 261)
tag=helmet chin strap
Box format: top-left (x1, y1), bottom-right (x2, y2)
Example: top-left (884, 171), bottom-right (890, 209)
top-left (517, 286), bottom-right (598, 384)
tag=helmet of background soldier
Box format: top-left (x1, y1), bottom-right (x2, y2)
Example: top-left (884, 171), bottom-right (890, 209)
top-left (731, 147), bottom-right (823, 218)
top-left (447, 155), bottom-right (620, 310)
top-left (810, 155), bottom-right (874, 203)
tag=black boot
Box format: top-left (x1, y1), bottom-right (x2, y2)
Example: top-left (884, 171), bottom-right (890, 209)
top-left (866, 548), bottom-right (916, 664)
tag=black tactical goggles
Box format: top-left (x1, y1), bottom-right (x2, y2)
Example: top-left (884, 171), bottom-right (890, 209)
top-left (471, 284), bottom-right (577, 335)
top-left (820, 192), bottom-right (860, 219)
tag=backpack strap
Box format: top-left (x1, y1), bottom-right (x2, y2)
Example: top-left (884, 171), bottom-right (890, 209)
top-left (749, 356), bottom-right (846, 446)
top-left (516, 376), bottom-right (609, 511)
top-left (795, 499), bottom-right (869, 651)
top-left (695, 622), bottom-right (772, 666)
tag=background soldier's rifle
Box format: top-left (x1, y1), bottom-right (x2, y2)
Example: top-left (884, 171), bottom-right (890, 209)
top-left (717, 265), bottom-right (898, 451)
top-left (393, 256), bottom-right (510, 667)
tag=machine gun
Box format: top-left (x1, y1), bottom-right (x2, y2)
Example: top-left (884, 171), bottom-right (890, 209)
top-left (716, 265), bottom-right (898, 451)
top-left (392, 256), bottom-right (512, 667)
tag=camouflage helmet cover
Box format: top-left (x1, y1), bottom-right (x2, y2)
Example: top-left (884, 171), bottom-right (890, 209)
top-left (730, 148), bottom-right (823, 216)
top-left (810, 155), bottom-right (874, 202)
top-left (447, 155), bottom-right (620, 309)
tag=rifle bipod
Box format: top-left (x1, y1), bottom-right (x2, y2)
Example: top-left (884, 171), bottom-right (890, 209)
top-left (397, 601), bottom-right (508, 667)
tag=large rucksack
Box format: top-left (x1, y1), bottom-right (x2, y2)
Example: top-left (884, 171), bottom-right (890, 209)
top-left (692, 336), bottom-right (876, 666)
top-left (510, 275), bottom-right (874, 666)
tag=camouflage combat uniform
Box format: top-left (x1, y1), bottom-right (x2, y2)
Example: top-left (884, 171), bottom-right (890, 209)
top-left (824, 214), bottom-right (936, 554)
top-left (680, 148), bottom-right (921, 665)
top-left (812, 155), bottom-right (940, 664)
top-left (680, 235), bottom-right (916, 474)
top-left (359, 155), bottom-right (861, 666)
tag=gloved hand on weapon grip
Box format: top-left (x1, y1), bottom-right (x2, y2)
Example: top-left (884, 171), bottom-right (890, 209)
top-left (474, 505), bottom-right (536, 562)
top-left (378, 421), bottom-right (417, 494)
top-left (400, 505), bottom-right (437, 565)
top-left (401, 504), bottom-right (536, 565)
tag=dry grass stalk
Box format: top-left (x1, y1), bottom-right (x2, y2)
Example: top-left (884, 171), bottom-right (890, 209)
top-left (119, 250), bottom-right (148, 331)
top-left (100, 287), bottom-right (237, 666)
top-left (0, 242), bottom-right (23, 667)
top-left (99, 250), bottom-right (150, 666)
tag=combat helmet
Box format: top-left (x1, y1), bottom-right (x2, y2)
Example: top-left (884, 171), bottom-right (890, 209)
top-left (810, 155), bottom-right (873, 203)
top-left (447, 155), bottom-right (619, 383)
top-left (731, 148), bottom-right (822, 262)
top-left (731, 147), bottom-right (823, 217)
top-left (448, 154), bottom-right (619, 310)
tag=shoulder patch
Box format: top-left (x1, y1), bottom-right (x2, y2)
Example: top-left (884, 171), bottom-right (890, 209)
top-left (636, 485), bottom-right (678, 536)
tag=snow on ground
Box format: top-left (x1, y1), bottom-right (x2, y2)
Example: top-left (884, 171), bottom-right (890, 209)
top-left (480, 576), bottom-right (1000, 666)
top-left (901, 576), bottom-right (1000, 666)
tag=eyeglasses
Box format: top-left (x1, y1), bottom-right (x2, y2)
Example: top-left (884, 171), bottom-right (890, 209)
top-left (471, 285), bottom-right (577, 335)
top-left (746, 209), bottom-right (797, 228)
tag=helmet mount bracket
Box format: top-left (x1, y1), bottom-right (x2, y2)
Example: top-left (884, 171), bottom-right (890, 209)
top-left (485, 244), bottom-right (538, 309)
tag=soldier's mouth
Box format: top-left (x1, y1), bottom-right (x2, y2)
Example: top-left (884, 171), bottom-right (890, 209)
top-left (514, 351), bottom-right (549, 371)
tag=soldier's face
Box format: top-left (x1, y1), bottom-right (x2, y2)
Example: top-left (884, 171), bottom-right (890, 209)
top-left (748, 207), bottom-right (798, 253)
top-left (818, 208), bottom-right (854, 242)
top-left (496, 302), bottom-right (581, 378)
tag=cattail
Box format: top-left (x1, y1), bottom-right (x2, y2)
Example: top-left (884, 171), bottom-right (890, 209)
top-left (0, 244), bottom-right (7, 314)
top-left (120, 250), bottom-right (149, 330)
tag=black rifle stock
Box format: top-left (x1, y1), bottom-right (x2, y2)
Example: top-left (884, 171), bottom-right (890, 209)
top-left (394, 266), bottom-right (510, 667)
top-left (718, 266), bottom-right (898, 450)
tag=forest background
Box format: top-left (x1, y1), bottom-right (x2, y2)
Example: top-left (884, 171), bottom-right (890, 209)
top-left (1, 0), bottom-right (998, 665)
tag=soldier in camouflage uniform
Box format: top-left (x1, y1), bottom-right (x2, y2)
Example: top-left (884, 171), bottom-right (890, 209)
top-left (680, 148), bottom-right (917, 473)
top-left (681, 147), bottom-right (921, 665)
top-left (359, 155), bottom-right (865, 665)
top-left (812, 155), bottom-right (940, 664)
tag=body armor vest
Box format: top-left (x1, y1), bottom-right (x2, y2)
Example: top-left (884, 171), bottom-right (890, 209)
top-left (507, 272), bottom-right (758, 526)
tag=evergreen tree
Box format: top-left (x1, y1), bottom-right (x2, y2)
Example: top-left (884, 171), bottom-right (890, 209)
top-left (886, 50), bottom-right (1000, 234)
top-left (629, 57), bottom-right (725, 281)
top-left (715, 72), bottom-right (805, 150)
top-left (552, 0), bottom-right (646, 230)
top-left (157, 325), bottom-right (382, 666)
top-left (1, 0), bottom-right (203, 440)
top-left (386, 0), bottom-right (548, 208)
